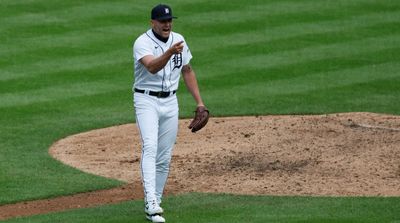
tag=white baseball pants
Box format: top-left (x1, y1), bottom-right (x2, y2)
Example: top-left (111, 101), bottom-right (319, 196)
top-left (134, 92), bottom-right (179, 204)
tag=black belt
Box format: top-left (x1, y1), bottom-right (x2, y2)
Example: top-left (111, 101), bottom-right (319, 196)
top-left (134, 88), bottom-right (176, 98)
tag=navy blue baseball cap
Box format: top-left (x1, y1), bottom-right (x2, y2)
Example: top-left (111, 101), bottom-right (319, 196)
top-left (151, 4), bottom-right (177, 20)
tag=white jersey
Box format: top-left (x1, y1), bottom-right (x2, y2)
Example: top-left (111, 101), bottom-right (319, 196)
top-left (133, 29), bottom-right (192, 92)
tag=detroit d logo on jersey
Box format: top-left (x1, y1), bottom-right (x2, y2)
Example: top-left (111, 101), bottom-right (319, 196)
top-left (172, 53), bottom-right (182, 70)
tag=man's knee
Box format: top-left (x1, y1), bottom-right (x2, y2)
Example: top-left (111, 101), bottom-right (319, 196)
top-left (156, 158), bottom-right (171, 172)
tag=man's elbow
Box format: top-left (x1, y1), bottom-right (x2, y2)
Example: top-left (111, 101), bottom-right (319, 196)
top-left (147, 68), bottom-right (158, 74)
top-left (140, 57), bottom-right (159, 74)
top-left (146, 65), bottom-right (159, 74)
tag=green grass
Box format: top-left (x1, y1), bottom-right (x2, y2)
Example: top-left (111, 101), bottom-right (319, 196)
top-left (0, 0), bottom-right (400, 221)
top-left (3, 194), bottom-right (400, 223)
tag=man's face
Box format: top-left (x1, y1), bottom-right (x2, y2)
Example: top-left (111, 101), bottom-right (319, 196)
top-left (151, 19), bottom-right (173, 38)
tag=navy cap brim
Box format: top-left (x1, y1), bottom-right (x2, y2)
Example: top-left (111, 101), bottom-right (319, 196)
top-left (154, 15), bottom-right (177, 21)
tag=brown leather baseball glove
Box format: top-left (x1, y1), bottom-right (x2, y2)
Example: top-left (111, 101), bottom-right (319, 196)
top-left (188, 106), bottom-right (210, 133)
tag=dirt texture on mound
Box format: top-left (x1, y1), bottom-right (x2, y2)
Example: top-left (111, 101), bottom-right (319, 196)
top-left (50, 113), bottom-right (400, 196)
top-left (1, 112), bottom-right (399, 220)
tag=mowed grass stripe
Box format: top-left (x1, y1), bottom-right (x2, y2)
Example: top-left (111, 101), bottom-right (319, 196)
top-left (196, 21), bottom-right (400, 65)
top-left (0, 13), bottom-right (400, 68)
top-left (0, 65), bottom-right (132, 110)
top-left (191, 10), bottom-right (400, 52)
top-left (183, 1), bottom-right (308, 25)
top-left (1, 29), bottom-right (398, 107)
top-left (199, 50), bottom-right (400, 106)
top-left (3, 0), bottom-right (394, 52)
top-left (195, 69), bottom-right (400, 116)
top-left (202, 47), bottom-right (400, 90)
top-left (0, 81), bottom-right (128, 108)
top-left (0, 0), bottom-right (342, 29)
top-left (0, 89), bottom-right (132, 134)
top-left (0, 0), bottom-right (396, 108)
top-left (3, 3), bottom-right (399, 50)
top-left (2, 12), bottom-right (142, 40)
top-left (2, 10), bottom-right (399, 84)
top-left (0, 26), bottom-right (140, 69)
top-left (229, 61), bottom-right (400, 96)
top-left (5, 3), bottom-right (392, 72)
top-left (0, 0), bottom-right (265, 40)
top-left (0, 60), bottom-right (130, 94)
top-left (337, 78), bottom-right (400, 108)
top-left (2, 19), bottom-right (398, 95)
top-left (0, 24), bottom-right (145, 60)
top-left (0, 48), bottom-right (129, 84)
top-left (2, 0), bottom-right (396, 56)
top-left (201, 48), bottom-right (400, 103)
top-left (215, 34), bottom-right (400, 71)
top-left (182, 0), bottom-right (394, 25)
top-left (0, 2), bottom-right (146, 33)
top-left (0, 1), bottom-right (91, 19)
top-left (183, 1), bottom-right (400, 37)
top-left (269, 76), bottom-right (400, 115)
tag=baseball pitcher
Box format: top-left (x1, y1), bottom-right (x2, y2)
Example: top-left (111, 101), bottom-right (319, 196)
top-left (132, 4), bottom-right (209, 223)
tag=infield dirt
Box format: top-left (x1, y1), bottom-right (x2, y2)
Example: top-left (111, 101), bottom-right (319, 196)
top-left (49, 112), bottom-right (400, 197)
top-left (1, 112), bottom-right (399, 220)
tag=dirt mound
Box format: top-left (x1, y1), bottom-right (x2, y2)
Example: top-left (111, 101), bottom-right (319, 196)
top-left (2, 112), bottom-right (400, 221)
top-left (50, 113), bottom-right (400, 196)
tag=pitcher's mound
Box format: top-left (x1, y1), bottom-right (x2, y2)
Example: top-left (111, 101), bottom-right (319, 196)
top-left (50, 113), bottom-right (400, 196)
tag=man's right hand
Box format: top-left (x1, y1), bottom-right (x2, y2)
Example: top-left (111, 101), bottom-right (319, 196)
top-left (169, 41), bottom-right (184, 54)
top-left (140, 41), bottom-right (184, 74)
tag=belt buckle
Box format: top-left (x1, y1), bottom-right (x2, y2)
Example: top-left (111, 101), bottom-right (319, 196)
top-left (157, 92), bottom-right (163, 98)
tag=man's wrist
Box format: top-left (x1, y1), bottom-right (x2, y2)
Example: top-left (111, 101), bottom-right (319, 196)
top-left (166, 48), bottom-right (174, 56)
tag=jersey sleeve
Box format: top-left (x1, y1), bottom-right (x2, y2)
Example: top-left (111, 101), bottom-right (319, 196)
top-left (133, 36), bottom-right (153, 61)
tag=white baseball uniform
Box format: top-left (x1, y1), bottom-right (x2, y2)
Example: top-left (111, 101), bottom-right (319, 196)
top-left (133, 29), bottom-right (192, 205)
